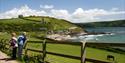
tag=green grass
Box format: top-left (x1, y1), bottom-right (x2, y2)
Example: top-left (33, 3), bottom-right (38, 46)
top-left (0, 18), bottom-right (34, 24)
top-left (25, 16), bottom-right (79, 30)
top-left (86, 47), bottom-right (125, 63)
top-left (26, 42), bottom-right (125, 63)
top-left (0, 32), bottom-right (125, 63)
top-left (0, 16), bottom-right (82, 31)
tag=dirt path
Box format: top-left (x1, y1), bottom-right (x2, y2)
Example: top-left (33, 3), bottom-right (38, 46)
top-left (0, 51), bottom-right (19, 63)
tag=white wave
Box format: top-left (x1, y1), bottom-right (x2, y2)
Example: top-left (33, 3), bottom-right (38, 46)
top-left (78, 35), bottom-right (99, 41)
top-left (68, 33), bottom-right (115, 42)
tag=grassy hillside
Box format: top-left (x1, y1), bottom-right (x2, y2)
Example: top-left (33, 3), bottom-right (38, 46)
top-left (0, 16), bottom-right (83, 32)
top-left (75, 20), bottom-right (125, 28)
top-left (1, 16), bottom-right (125, 63)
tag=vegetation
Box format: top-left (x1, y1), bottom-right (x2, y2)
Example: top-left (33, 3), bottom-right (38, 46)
top-left (75, 20), bottom-right (125, 28)
top-left (0, 16), bottom-right (125, 63)
top-left (0, 32), bottom-right (125, 63)
top-left (0, 16), bottom-right (83, 32)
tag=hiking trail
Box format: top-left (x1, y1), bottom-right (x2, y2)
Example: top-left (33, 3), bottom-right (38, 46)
top-left (0, 51), bottom-right (19, 63)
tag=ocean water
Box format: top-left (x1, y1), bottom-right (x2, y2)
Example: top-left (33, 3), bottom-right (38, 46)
top-left (78, 27), bottom-right (125, 43)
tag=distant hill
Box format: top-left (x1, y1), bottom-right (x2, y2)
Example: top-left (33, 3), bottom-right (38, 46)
top-left (74, 20), bottom-right (125, 28)
top-left (0, 16), bottom-right (83, 32)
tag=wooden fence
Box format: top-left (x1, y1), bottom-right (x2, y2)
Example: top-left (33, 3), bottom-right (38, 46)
top-left (0, 38), bottom-right (125, 63)
top-left (24, 38), bottom-right (125, 63)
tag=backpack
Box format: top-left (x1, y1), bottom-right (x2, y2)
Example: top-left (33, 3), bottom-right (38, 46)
top-left (18, 36), bottom-right (24, 45)
top-left (10, 39), bottom-right (16, 47)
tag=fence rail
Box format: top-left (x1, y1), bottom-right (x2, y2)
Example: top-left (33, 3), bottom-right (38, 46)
top-left (86, 42), bottom-right (125, 47)
top-left (25, 38), bottom-right (125, 63)
top-left (1, 38), bottom-right (125, 63)
top-left (25, 48), bottom-right (111, 63)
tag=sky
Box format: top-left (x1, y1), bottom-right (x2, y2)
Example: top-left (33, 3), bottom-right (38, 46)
top-left (0, 0), bottom-right (125, 23)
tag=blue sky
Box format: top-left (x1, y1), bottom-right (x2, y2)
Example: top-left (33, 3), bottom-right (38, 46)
top-left (0, 0), bottom-right (125, 23)
top-left (1, 0), bottom-right (125, 12)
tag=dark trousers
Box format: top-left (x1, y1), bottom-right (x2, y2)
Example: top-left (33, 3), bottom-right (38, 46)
top-left (18, 45), bottom-right (23, 58)
top-left (12, 47), bottom-right (17, 59)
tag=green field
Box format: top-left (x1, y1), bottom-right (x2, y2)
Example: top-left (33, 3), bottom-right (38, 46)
top-left (0, 32), bottom-right (125, 63)
top-left (0, 16), bottom-right (83, 32)
top-left (26, 43), bottom-right (125, 63)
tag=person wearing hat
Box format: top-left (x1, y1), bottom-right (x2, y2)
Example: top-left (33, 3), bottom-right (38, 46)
top-left (17, 32), bottom-right (27, 59)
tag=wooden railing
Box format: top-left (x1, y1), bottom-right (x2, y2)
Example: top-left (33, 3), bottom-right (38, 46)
top-left (24, 38), bottom-right (125, 63)
top-left (1, 38), bottom-right (125, 63)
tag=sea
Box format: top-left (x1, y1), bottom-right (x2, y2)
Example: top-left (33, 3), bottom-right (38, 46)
top-left (74, 27), bottom-right (125, 43)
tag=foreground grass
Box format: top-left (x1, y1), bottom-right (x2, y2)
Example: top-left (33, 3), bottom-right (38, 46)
top-left (0, 32), bottom-right (125, 63)
top-left (26, 43), bottom-right (125, 63)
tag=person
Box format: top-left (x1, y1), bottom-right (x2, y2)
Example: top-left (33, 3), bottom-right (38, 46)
top-left (9, 32), bottom-right (18, 59)
top-left (17, 32), bottom-right (27, 58)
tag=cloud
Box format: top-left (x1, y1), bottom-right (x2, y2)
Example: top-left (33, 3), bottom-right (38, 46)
top-left (71, 8), bottom-right (125, 22)
top-left (50, 9), bottom-right (70, 19)
top-left (73, 8), bottom-right (125, 17)
top-left (0, 5), bottom-right (125, 23)
top-left (0, 5), bottom-right (47, 19)
top-left (40, 5), bottom-right (54, 9)
top-left (111, 8), bottom-right (119, 11)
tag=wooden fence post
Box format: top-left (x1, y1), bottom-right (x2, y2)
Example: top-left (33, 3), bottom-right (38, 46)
top-left (24, 41), bottom-right (28, 49)
top-left (42, 39), bottom-right (47, 63)
top-left (81, 41), bottom-right (86, 63)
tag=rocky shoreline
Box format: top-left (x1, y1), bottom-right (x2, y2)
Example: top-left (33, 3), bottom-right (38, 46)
top-left (46, 32), bottom-right (113, 41)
